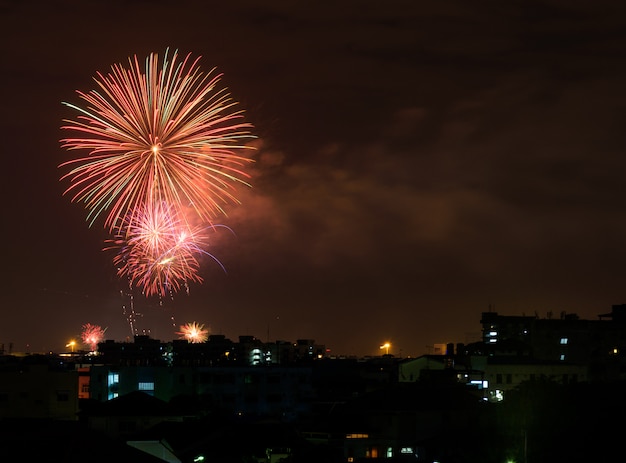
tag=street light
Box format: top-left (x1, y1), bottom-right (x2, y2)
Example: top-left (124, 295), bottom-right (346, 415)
top-left (380, 342), bottom-right (390, 355)
top-left (66, 340), bottom-right (76, 352)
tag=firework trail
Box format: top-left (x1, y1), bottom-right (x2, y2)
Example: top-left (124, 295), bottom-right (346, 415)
top-left (120, 289), bottom-right (138, 337)
top-left (177, 321), bottom-right (209, 343)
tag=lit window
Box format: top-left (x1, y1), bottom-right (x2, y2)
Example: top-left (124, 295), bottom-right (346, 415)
top-left (346, 433), bottom-right (369, 439)
top-left (107, 373), bottom-right (119, 386)
top-left (560, 354), bottom-right (565, 361)
top-left (138, 382), bottom-right (154, 391)
top-left (387, 447), bottom-right (393, 458)
top-left (560, 337), bottom-right (568, 345)
top-left (400, 447), bottom-right (413, 454)
top-left (250, 348), bottom-right (263, 365)
top-left (107, 374), bottom-right (119, 401)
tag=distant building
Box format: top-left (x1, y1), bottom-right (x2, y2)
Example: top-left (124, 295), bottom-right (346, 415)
top-left (96, 334), bottom-right (327, 368)
top-left (479, 357), bottom-right (588, 401)
top-left (397, 305), bottom-right (626, 401)
top-left (480, 303), bottom-right (626, 381)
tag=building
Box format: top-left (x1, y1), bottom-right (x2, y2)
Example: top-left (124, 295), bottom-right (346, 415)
top-left (88, 363), bottom-right (315, 420)
top-left (0, 354), bottom-right (79, 420)
top-left (480, 303), bottom-right (626, 381)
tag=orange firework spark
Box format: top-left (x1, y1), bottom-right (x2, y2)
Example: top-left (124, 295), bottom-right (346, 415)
top-left (177, 321), bottom-right (209, 343)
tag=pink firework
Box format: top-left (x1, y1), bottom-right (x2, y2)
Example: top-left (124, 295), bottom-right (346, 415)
top-left (60, 48), bottom-right (255, 232)
top-left (105, 202), bottom-right (227, 297)
top-left (177, 321), bottom-right (209, 343)
top-left (81, 323), bottom-right (106, 351)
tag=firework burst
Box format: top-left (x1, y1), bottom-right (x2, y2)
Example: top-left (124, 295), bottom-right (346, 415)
top-left (81, 323), bottom-right (107, 351)
top-left (60, 48), bottom-right (255, 232)
top-left (177, 321), bottom-right (209, 343)
top-left (60, 49), bottom-right (254, 299)
top-left (105, 201), bottom-right (228, 297)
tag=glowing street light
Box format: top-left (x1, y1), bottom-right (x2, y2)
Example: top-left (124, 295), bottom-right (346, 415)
top-left (380, 342), bottom-right (390, 355)
top-left (66, 340), bottom-right (76, 352)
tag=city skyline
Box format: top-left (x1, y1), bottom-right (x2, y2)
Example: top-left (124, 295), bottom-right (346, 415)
top-left (2, 1), bottom-right (626, 356)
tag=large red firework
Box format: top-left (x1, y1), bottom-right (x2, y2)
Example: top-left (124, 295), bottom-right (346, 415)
top-left (60, 49), bottom-right (253, 297)
top-left (60, 48), bottom-right (255, 232)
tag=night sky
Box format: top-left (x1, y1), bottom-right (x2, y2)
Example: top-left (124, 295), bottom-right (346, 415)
top-left (2, 1), bottom-right (626, 356)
